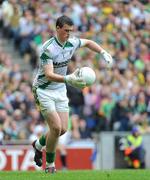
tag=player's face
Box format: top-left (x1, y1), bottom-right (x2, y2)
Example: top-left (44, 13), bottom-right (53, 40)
top-left (56, 24), bottom-right (74, 43)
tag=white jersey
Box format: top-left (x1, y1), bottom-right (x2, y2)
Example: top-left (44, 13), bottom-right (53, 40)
top-left (33, 36), bottom-right (81, 90)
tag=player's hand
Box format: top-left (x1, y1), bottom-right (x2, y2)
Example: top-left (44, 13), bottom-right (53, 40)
top-left (101, 50), bottom-right (113, 67)
top-left (64, 69), bottom-right (86, 89)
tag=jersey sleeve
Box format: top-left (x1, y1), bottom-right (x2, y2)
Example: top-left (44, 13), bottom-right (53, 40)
top-left (79, 39), bottom-right (87, 47)
top-left (69, 37), bottom-right (82, 50)
top-left (40, 49), bottom-right (53, 66)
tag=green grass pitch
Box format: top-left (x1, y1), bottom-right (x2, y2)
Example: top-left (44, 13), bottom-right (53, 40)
top-left (0, 170), bottom-right (150, 180)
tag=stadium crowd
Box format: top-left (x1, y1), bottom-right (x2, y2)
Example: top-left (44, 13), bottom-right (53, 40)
top-left (0, 0), bottom-right (150, 142)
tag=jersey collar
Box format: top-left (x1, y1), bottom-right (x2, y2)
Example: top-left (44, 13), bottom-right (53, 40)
top-left (54, 37), bottom-right (74, 49)
top-left (54, 37), bottom-right (66, 48)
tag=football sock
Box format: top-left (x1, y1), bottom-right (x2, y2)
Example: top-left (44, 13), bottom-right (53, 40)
top-left (39, 135), bottom-right (46, 146)
top-left (46, 152), bottom-right (56, 167)
top-left (46, 162), bottom-right (55, 168)
top-left (60, 154), bottom-right (67, 167)
top-left (35, 135), bottom-right (46, 151)
top-left (35, 140), bottom-right (43, 151)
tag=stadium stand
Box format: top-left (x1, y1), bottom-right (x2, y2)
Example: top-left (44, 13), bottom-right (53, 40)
top-left (0, 0), bottom-right (150, 143)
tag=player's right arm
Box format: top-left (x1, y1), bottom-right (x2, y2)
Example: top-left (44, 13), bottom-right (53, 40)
top-left (44, 64), bottom-right (86, 89)
top-left (41, 52), bottom-right (86, 89)
top-left (44, 63), bottom-right (65, 83)
top-left (40, 49), bottom-right (65, 83)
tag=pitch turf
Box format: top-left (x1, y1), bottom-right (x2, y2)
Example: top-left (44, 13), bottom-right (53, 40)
top-left (0, 170), bottom-right (150, 180)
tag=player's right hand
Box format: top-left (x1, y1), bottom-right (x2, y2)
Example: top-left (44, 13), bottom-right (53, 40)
top-left (64, 68), bottom-right (86, 89)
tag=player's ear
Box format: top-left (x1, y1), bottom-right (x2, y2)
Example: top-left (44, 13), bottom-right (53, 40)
top-left (56, 26), bottom-right (60, 30)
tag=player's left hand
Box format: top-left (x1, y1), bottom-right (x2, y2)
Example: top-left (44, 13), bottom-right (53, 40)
top-left (101, 50), bottom-right (113, 67)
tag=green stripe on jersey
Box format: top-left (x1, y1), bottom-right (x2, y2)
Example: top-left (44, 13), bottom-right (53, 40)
top-left (78, 39), bottom-right (81, 48)
top-left (64, 41), bottom-right (74, 48)
top-left (38, 81), bottom-right (52, 89)
top-left (40, 52), bottom-right (50, 60)
top-left (38, 74), bottom-right (45, 79)
top-left (54, 37), bottom-right (63, 47)
top-left (43, 37), bottom-right (54, 50)
top-left (40, 53), bottom-right (51, 65)
top-left (54, 37), bottom-right (74, 49)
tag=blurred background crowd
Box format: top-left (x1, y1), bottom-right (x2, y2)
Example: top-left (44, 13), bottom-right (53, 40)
top-left (0, 0), bottom-right (150, 143)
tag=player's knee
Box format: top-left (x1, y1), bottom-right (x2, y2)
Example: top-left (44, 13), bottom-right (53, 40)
top-left (52, 126), bottom-right (61, 137)
top-left (60, 128), bottom-right (67, 136)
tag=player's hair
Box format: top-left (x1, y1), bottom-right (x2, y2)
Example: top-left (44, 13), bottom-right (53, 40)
top-left (56, 15), bottom-right (74, 28)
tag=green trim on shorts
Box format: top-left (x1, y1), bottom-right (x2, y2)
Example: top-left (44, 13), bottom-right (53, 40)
top-left (32, 87), bottom-right (47, 119)
top-left (32, 87), bottom-right (40, 107)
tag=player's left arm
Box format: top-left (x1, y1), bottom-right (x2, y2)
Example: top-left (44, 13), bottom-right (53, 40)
top-left (80, 39), bottom-right (113, 66)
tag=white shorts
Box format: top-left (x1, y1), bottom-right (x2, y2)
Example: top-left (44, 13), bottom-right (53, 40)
top-left (34, 87), bottom-right (69, 114)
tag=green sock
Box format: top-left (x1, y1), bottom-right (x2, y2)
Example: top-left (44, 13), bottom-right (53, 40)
top-left (39, 135), bottom-right (46, 146)
top-left (46, 152), bottom-right (56, 163)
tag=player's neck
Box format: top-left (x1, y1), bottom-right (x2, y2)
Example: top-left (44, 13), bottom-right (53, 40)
top-left (56, 36), bottom-right (66, 46)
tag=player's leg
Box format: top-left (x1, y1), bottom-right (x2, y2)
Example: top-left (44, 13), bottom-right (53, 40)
top-left (41, 91), bottom-right (69, 173)
top-left (32, 112), bottom-right (69, 168)
top-left (32, 88), bottom-right (57, 169)
top-left (33, 112), bottom-right (61, 172)
top-left (32, 87), bottom-right (45, 167)
top-left (58, 143), bottom-right (67, 170)
top-left (43, 111), bottom-right (69, 173)
top-left (34, 111), bottom-right (69, 171)
top-left (57, 111), bottom-right (69, 169)
top-left (58, 111), bottom-right (69, 135)
top-left (44, 111), bottom-right (62, 173)
top-left (32, 135), bottom-right (45, 167)
top-left (32, 88), bottom-right (69, 172)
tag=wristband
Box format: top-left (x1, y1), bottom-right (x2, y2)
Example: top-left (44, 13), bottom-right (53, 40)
top-left (64, 76), bottom-right (67, 83)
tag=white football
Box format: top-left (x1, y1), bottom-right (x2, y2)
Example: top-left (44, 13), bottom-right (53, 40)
top-left (80, 67), bottom-right (96, 86)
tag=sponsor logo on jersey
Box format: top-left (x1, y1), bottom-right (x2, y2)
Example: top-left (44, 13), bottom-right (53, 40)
top-left (53, 59), bottom-right (70, 68)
